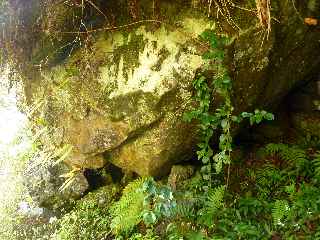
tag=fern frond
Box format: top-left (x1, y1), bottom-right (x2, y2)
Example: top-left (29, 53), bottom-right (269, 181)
top-left (263, 143), bottom-right (310, 174)
top-left (280, 147), bottom-right (308, 169)
top-left (166, 222), bottom-right (202, 240)
top-left (171, 203), bottom-right (195, 220)
top-left (256, 164), bottom-right (282, 186)
top-left (166, 223), bottom-right (184, 240)
top-left (185, 231), bottom-right (206, 240)
top-left (263, 143), bottom-right (288, 156)
top-left (315, 225), bottom-right (320, 239)
top-left (206, 185), bottom-right (225, 213)
top-left (128, 229), bottom-right (160, 240)
top-left (198, 185), bottom-right (225, 227)
top-left (312, 151), bottom-right (320, 179)
top-left (284, 182), bottom-right (296, 200)
top-left (110, 178), bottom-right (146, 236)
top-left (272, 199), bottom-right (289, 226)
top-left (256, 164), bottom-right (284, 199)
top-left (123, 177), bottom-right (146, 195)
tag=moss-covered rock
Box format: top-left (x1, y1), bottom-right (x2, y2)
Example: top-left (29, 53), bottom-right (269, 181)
top-left (2, 0), bottom-right (320, 177)
top-left (54, 184), bottom-right (119, 240)
top-left (168, 165), bottom-right (195, 190)
top-left (292, 112), bottom-right (320, 139)
top-left (23, 161), bottom-right (88, 211)
top-left (31, 15), bottom-right (208, 175)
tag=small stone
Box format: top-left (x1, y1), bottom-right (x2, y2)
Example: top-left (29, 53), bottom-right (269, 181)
top-left (168, 165), bottom-right (195, 190)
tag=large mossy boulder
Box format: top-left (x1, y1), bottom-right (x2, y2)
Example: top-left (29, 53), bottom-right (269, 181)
top-left (37, 19), bottom-right (205, 176)
top-left (1, 0), bottom-right (319, 177)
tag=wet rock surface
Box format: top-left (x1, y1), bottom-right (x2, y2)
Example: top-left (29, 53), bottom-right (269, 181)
top-left (23, 160), bottom-right (88, 210)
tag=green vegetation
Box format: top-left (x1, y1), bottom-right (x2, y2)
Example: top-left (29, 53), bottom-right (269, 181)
top-left (65, 141), bottom-right (316, 239)
top-left (183, 29), bottom-right (274, 188)
top-left (102, 143), bottom-right (320, 239)
top-left (0, 2), bottom-right (319, 239)
top-left (54, 185), bottom-right (118, 240)
top-left (110, 178), bottom-right (145, 236)
top-left (50, 29), bottom-right (320, 240)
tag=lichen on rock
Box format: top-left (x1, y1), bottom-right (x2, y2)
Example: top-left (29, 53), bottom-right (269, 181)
top-left (32, 15), bottom-right (209, 176)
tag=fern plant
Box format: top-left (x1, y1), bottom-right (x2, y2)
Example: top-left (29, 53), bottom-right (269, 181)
top-left (263, 143), bottom-right (308, 167)
top-left (262, 143), bottom-right (311, 178)
top-left (171, 203), bottom-right (195, 220)
top-left (166, 194), bottom-right (200, 240)
top-left (272, 200), bottom-right (290, 226)
top-left (256, 164), bottom-right (284, 199)
top-left (312, 151), bottom-right (320, 180)
top-left (198, 185), bottom-right (225, 227)
top-left (126, 229), bottom-right (159, 240)
top-left (166, 222), bottom-right (205, 240)
top-left (110, 178), bottom-right (146, 236)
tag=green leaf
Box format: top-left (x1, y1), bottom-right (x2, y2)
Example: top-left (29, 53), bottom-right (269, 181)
top-left (186, 231), bottom-right (205, 240)
top-left (210, 37), bottom-right (218, 49)
top-left (255, 114), bottom-right (263, 124)
top-left (142, 178), bottom-right (157, 195)
top-left (265, 113), bottom-right (274, 120)
top-left (219, 134), bottom-right (226, 144)
top-left (218, 36), bottom-right (230, 46)
top-left (183, 112), bottom-right (196, 122)
top-left (222, 76), bottom-right (231, 84)
top-left (143, 195), bottom-right (152, 207)
top-left (232, 115), bottom-right (242, 123)
top-left (197, 149), bottom-right (206, 159)
top-left (221, 119), bottom-right (229, 129)
top-left (272, 200), bottom-right (289, 226)
top-left (201, 165), bottom-right (210, 173)
top-left (249, 116), bottom-right (255, 125)
top-left (241, 112), bottom-right (252, 118)
top-left (202, 156), bottom-right (210, 164)
top-left (202, 51), bottom-right (216, 60)
top-left (143, 211), bottom-right (157, 226)
top-left (203, 174), bottom-right (210, 180)
top-left (213, 50), bottom-right (225, 60)
top-left (199, 30), bottom-right (211, 41)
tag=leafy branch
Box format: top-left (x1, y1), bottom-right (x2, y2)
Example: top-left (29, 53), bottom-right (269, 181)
top-left (184, 29), bottom-right (274, 188)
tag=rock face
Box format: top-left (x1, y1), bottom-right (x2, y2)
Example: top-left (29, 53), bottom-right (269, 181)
top-left (24, 160), bottom-right (88, 210)
top-left (34, 17), bottom-right (208, 176)
top-left (3, 0), bottom-right (320, 177)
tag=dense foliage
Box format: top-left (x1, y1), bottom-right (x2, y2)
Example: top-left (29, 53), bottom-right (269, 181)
top-left (50, 142), bottom-right (320, 240)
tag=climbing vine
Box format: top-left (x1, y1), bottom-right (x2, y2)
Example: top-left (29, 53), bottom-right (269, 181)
top-left (184, 29), bottom-right (274, 188)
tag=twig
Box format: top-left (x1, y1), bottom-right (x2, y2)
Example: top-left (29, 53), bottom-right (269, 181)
top-left (53, 20), bottom-right (162, 35)
top-left (291, 0), bottom-right (304, 22)
top-left (85, 0), bottom-right (110, 24)
top-left (213, 0), bottom-right (241, 30)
